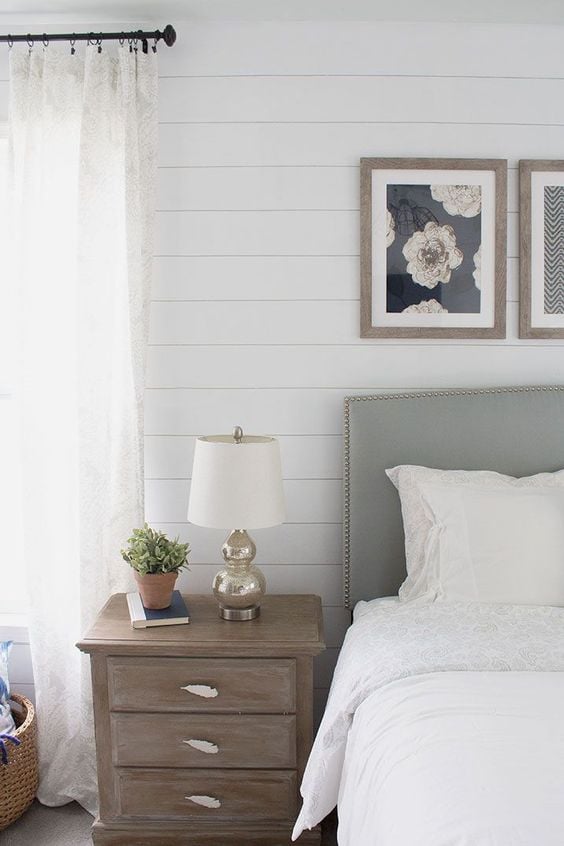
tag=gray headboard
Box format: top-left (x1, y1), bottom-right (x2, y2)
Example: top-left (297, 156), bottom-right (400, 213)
top-left (344, 386), bottom-right (564, 609)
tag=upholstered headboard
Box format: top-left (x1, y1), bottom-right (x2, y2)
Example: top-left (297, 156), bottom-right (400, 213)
top-left (344, 386), bottom-right (564, 608)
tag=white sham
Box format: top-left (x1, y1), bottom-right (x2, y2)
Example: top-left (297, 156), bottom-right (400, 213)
top-left (386, 464), bottom-right (564, 603)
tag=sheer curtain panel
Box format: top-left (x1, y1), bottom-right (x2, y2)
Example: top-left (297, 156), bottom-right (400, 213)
top-left (9, 45), bottom-right (157, 813)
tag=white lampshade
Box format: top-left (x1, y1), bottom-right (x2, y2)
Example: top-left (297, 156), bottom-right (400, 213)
top-left (188, 434), bottom-right (285, 530)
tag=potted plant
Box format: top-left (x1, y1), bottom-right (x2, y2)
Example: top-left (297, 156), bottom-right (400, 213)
top-left (121, 524), bottom-right (190, 609)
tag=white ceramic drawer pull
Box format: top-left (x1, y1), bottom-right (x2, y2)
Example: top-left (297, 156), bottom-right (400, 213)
top-left (180, 684), bottom-right (218, 699)
top-left (183, 739), bottom-right (219, 754)
top-left (185, 794), bottom-right (221, 809)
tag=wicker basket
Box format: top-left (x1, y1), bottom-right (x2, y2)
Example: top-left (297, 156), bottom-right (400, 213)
top-left (0, 693), bottom-right (39, 831)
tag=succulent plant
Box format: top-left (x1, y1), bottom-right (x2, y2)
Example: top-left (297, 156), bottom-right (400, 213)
top-left (121, 523), bottom-right (190, 576)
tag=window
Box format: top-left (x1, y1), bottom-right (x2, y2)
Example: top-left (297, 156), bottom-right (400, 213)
top-left (0, 126), bottom-right (27, 617)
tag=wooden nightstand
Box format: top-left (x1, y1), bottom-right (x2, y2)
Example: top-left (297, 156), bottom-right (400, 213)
top-left (78, 594), bottom-right (325, 845)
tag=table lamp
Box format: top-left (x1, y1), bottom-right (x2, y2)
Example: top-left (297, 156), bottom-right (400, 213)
top-left (187, 426), bottom-right (285, 620)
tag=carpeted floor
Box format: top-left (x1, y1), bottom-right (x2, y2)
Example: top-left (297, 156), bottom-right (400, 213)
top-left (0, 801), bottom-right (93, 845)
top-left (0, 802), bottom-right (338, 845)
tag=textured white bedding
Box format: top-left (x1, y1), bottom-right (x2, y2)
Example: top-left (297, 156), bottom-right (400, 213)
top-left (338, 671), bottom-right (564, 846)
top-left (292, 600), bottom-right (564, 844)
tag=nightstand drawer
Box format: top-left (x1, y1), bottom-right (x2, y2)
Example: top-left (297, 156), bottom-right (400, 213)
top-left (117, 768), bottom-right (297, 820)
top-left (108, 657), bottom-right (296, 713)
top-left (111, 713), bottom-right (297, 768)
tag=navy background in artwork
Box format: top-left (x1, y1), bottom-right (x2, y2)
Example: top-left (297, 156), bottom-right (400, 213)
top-left (386, 184), bottom-right (481, 314)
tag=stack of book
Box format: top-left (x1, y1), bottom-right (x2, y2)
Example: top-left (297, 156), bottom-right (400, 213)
top-left (126, 590), bottom-right (190, 629)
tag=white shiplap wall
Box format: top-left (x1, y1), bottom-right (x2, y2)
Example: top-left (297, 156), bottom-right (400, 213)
top-left (148, 20), bottom-right (564, 719)
top-left (3, 19), bottom-right (564, 717)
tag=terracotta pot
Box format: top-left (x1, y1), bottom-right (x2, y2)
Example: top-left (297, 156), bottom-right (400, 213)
top-left (134, 571), bottom-right (178, 609)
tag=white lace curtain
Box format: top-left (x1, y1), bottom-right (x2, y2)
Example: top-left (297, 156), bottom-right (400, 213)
top-left (9, 45), bottom-right (157, 813)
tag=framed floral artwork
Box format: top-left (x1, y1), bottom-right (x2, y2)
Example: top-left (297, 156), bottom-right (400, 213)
top-left (360, 157), bottom-right (507, 338)
top-left (520, 160), bottom-right (564, 339)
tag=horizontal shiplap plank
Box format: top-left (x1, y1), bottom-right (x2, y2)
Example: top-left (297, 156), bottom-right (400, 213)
top-left (152, 523), bottom-right (342, 566)
top-left (147, 341), bottom-right (564, 391)
top-left (151, 256), bottom-right (520, 303)
top-left (158, 22), bottom-right (564, 79)
top-left (156, 209), bottom-right (357, 256)
top-left (159, 76), bottom-right (564, 125)
top-left (149, 300), bottom-right (358, 344)
top-left (158, 122), bottom-right (564, 168)
top-left (145, 388), bottom-right (351, 435)
top-left (146, 478), bottom-right (341, 524)
top-left (175, 563), bottom-right (344, 606)
top-left (149, 301), bottom-right (520, 346)
top-left (157, 165), bottom-right (358, 211)
top-left (145, 435), bottom-right (193, 478)
top-left (150, 384), bottom-right (564, 437)
top-left (145, 434), bottom-right (342, 479)
top-left (152, 255), bottom-right (360, 300)
top-left (155, 210), bottom-right (518, 257)
top-left (157, 165), bottom-right (519, 213)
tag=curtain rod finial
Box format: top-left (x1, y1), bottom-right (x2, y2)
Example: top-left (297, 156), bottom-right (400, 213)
top-left (162, 24), bottom-right (176, 46)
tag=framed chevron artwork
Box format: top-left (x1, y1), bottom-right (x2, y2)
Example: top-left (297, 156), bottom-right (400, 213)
top-left (520, 160), bottom-right (564, 339)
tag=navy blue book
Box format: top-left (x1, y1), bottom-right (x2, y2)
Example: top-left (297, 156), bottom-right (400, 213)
top-left (126, 590), bottom-right (190, 629)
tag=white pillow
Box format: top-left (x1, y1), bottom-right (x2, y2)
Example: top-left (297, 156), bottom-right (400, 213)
top-left (386, 465), bottom-right (564, 604)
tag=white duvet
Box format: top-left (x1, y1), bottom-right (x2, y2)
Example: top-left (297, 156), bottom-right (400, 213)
top-left (292, 600), bottom-right (564, 845)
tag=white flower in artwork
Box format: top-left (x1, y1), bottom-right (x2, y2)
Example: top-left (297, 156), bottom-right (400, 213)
top-left (430, 184), bottom-right (482, 218)
top-left (403, 298), bottom-right (448, 314)
top-left (473, 245), bottom-right (481, 290)
top-left (402, 221), bottom-right (463, 288)
top-left (386, 209), bottom-right (395, 247)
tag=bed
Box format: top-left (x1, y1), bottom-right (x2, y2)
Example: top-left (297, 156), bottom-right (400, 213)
top-left (293, 386), bottom-right (564, 846)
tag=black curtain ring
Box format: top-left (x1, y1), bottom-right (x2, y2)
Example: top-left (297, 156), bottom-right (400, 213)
top-left (119, 33), bottom-right (125, 47)
top-left (26, 35), bottom-right (33, 52)
top-left (42, 34), bottom-right (49, 48)
top-left (70, 36), bottom-right (76, 55)
top-left (142, 38), bottom-right (148, 54)
top-left (7, 35), bottom-right (13, 49)
top-left (97, 37), bottom-right (102, 54)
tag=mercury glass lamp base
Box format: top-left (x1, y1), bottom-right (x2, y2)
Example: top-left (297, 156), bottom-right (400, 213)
top-left (219, 605), bottom-right (260, 621)
top-left (212, 529), bottom-right (266, 622)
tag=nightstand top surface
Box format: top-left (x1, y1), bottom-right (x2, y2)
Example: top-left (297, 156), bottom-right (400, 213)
top-left (78, 593), bottom-right (325, 655)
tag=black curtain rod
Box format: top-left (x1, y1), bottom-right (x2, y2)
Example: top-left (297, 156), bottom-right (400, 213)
top-left (0, 24), bottom-right (176, 50)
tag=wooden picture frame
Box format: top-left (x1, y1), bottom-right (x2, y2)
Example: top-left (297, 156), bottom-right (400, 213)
top-left (360, 157), bottom-right (507, 339)
top-left (520, 160), bottom-right (564, 339)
